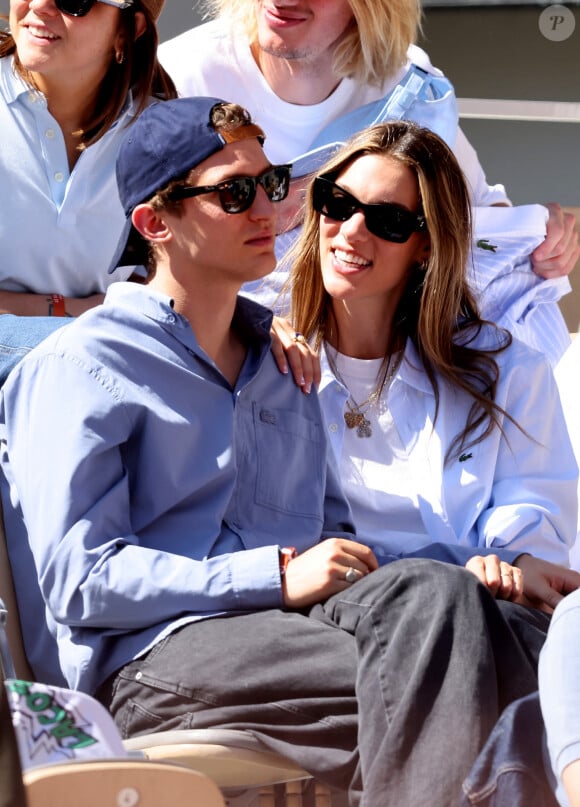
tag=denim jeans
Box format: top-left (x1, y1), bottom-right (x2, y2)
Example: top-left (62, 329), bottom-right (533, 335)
top-left (462, 692), bottom-right (559, 807)
top-left (0, 315), bottom-right (71, 386)
top-left (98, 559), bottom-right (545, 807)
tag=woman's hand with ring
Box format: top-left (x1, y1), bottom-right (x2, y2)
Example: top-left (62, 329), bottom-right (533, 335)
top-left (270, 316), bottom-right (321, 393)
top-left (464, 555), bottom-right (524, 601)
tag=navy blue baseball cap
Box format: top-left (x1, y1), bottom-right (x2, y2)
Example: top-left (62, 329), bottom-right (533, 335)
top-left (108, 96), bottom-right (265, 272)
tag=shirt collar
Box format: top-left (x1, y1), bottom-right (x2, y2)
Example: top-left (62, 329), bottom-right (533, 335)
top-left (232, 295), bottom-right (273, 347)
top-left (319, 337), bottom-right (434, 396)
top-left (104, 281), bottom-right (179, 323)
top-left (1, 55), bottom-right (36, 105)
top-left (104, 281), bottom-right (274, 356)
top-left (1, 54), bottom-right (138, 124)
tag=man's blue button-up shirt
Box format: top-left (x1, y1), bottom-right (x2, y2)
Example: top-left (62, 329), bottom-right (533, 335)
top-left (0, 284), bottom-right (354, 692)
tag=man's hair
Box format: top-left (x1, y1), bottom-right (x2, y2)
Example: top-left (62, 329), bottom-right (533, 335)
top-left (0, 1), bottom-right (176, 148)
top-left (289, 120), bottom-right (514, 461)
top-left (201, 0), bottom-right (421, 86)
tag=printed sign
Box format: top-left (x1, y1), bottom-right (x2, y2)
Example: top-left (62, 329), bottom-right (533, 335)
top-left (5, 679), bottom-right (127, 771)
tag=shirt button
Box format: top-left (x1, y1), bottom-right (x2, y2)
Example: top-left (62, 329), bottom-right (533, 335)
top-left (54, 172), bottom-right (64, 182)
top-left (329, 423), bottom-right (338, 433)
top-left (167, 314), bottom-right (176, 324)
top-left (45, 128), bottom-right (55, 139)
top-left (135, 671), bottom-right (142, 681)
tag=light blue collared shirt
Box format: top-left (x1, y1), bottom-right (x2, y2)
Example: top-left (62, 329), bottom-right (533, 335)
top-left (0, 56), bottom-right (134, 295)
top-left (318, 330), bottom-right (577, 566)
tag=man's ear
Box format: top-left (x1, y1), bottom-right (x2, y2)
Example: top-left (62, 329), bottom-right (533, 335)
top-left (132, 204), bottom-right (172, 246)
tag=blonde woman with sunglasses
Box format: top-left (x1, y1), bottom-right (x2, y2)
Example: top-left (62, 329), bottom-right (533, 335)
top-left (288, 120), bottom-right (578, 581)
top-left (0, 0), bottom-right (175, 380)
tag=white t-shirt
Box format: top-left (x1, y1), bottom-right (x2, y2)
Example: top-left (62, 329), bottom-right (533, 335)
top-left (328, 348), bottom-right (427, 554)
top-left (158, 19), bottom-right (508, 207)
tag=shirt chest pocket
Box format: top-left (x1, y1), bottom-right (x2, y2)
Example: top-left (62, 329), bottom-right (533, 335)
top-left (252, 405), bottom-right (325, 519)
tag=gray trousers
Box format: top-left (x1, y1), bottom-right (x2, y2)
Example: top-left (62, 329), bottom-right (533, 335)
top-left (98, 559), bottom-right (547, 807)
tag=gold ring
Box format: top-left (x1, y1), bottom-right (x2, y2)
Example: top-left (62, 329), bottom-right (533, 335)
top-left (293, 332), bottom-right (308, 346)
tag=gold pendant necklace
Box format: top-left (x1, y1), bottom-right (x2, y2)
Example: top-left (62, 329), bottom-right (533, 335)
top-left (343, 387), bottom-right (382, 437)
top-left (344, 406), bottom-right (373, 438)
top-left (326, 346), bottom-right (401, 439)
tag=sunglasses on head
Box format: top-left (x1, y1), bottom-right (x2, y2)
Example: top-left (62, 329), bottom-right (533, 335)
top-left (312, 175), bottom-right (426, 243)
top-left (167, 165), bottom-right (292, 214)
top-left (55, 0), bottom-right (133, 17)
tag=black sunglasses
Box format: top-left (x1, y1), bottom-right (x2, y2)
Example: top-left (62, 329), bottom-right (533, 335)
top-left (312, 176), bottom-right (426, 243)
top-left (168, 165), bottom-right (292, 214)
top-left (55, 0), bottom-right (133, 17)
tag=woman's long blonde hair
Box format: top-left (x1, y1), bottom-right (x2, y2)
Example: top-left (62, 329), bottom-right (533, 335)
top-left (201, 0), bottom-right (421, 86)
top-left (290, 120), bottom-right (513, 460)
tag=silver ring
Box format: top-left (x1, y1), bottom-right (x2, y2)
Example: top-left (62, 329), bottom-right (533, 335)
top-left (345, 567), bottom-right (359, 584)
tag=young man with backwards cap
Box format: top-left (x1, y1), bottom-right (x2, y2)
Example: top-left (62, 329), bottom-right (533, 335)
top-left (0, 96), bottom-right (557, 805)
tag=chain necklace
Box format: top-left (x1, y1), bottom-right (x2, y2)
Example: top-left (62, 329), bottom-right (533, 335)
top-left (326, 346), bottom-right (402, 438)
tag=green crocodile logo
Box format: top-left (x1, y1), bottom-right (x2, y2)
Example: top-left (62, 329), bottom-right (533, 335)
top-left (476, 239), bottom-right (498, 253)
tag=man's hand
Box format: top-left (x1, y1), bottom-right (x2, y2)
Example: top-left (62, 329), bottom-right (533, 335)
top-left (532, 202), bottom-right (580, 279)
top-left (270, 316), bottom-right (321, 393)
top-left (465, 554), bottom-right (524, 601)
top-left (282, 538), bottom-right (379, 609)
top-left (514, 554), bottom-right (580, 613)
